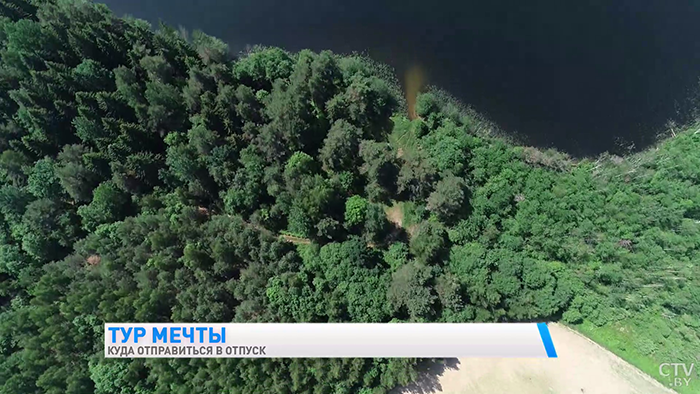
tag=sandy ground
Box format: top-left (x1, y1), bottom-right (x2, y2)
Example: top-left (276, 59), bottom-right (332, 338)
top-left (385, 204), bottom-right (418, 238)
top-left (385, 205), bottom-right (404, 228)
top-left (393, 323), bottom-right (677, 394)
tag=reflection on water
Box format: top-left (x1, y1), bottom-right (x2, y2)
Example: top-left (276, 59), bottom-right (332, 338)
top-left (405, 65), bottom-right (426, 120)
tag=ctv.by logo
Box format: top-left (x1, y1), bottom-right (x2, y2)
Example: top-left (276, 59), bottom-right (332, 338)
top-left (659, 363), bottom-right (696, 387)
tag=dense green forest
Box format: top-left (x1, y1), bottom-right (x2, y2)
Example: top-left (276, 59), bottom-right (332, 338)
top-left (0, 0), bottom-right (698, 393)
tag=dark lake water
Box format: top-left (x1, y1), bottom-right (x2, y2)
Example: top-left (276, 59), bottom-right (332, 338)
top-left (101, 0), bottom-right (700, 156)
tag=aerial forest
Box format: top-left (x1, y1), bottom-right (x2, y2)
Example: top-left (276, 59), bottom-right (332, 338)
top-left (0, 0), bottom-right (698, 393)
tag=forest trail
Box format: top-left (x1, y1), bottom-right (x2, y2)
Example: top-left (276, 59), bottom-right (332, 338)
top-left (393, 323), bottom-right (678, 394)
top-left (280, 234), bottom-right (312, 245)
top-left (386, 205), bottom-right (404, 228)
top-left (224, 214), bottom-right (312, 244)
top-left (385, 203), bottom-right (419, 238)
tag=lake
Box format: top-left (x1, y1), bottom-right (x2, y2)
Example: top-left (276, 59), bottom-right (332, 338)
top-left (100, 0), bottom-right (700, 156)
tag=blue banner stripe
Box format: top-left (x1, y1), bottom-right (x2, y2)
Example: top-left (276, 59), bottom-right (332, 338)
top-left (537, 322), bottom-right (558, 358)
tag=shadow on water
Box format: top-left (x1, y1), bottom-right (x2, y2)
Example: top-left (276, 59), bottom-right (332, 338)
top-left (391, 358), bottom-right (461, 394)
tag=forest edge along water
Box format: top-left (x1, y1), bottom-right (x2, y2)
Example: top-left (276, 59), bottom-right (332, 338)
top-left (101, 0), bottom-right (700, 157)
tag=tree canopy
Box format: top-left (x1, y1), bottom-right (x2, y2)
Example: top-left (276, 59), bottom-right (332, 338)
top-left (0, 1), bottom-right (698, 393)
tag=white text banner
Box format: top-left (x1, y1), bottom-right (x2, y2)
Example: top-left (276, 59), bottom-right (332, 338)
top-left (104, 323), bottom-right (558, 358)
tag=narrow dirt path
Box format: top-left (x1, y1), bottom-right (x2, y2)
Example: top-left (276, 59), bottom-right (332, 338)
top-left (386, 204), bottom-right (404, 228)
top-left (280, 234), bottom-right (312, 245)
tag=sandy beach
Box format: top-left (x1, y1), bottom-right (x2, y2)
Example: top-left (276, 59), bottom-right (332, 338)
top-left (394, 323), bottom-right (677, 394)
